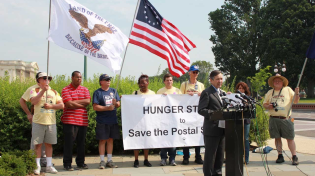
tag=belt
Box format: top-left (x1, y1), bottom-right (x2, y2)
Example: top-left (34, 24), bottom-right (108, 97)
top-left (270, 116), bottom-right (288, 119)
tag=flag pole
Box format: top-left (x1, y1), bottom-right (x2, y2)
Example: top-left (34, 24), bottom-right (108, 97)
top-left (46, 0), bottom-right (52, 102)
top-left (114, 0), bottom-right (140, 96)
top-left (286, 57), bottom-right (308, 117)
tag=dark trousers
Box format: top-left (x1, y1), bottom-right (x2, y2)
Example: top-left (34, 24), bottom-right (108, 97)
top-left (63, 124), bottom-right (87, 167)
top-left (203, 135), bottom-right (225, 176)
top-left (160, 148), bottom-right (176, 161)
top-left (183, 146), bottom-right (201, 160)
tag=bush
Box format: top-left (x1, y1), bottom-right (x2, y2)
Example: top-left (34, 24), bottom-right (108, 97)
top-left (0, 150), bottom-right (36, 176)
top-left (249, 101), bottom-right (270, 146)
top-left (0, 74), bottom-right (175, 155)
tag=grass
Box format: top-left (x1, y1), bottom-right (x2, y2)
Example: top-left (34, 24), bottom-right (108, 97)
top-left (298, 98), bottom-right (315, 104)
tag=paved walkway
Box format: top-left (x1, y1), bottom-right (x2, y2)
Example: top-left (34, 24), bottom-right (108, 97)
top-left (42, 111), bottom-right (315, 176)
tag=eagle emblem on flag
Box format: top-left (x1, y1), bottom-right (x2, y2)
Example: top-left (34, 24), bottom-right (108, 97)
top-left (69, 10), bottom-right (113, 53)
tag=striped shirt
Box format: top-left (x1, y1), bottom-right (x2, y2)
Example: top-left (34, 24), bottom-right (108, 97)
top-left (61, 84), bottom-right (90, 126)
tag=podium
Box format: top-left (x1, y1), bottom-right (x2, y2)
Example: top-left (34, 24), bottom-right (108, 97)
top-left (212, 108), bottom-right (254, 176)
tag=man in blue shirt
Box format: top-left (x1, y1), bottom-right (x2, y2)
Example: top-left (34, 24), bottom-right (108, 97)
top-left (93, 74), bottom-right (120, 169)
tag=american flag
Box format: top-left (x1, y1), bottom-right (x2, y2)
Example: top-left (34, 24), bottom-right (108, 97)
top-left (129, 0), bottom-right (196, 77)
top-left (80, 29), bottom-right (102, 53)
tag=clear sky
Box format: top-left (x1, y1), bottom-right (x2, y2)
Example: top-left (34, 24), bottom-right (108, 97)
top-left (0, 0), bottom-right (225, 79)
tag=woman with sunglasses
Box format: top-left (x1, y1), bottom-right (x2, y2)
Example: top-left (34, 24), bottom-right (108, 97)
top-left (132, 74), bottom-right (154, 168)
top-left (179, 65), bottom-right (205, 165)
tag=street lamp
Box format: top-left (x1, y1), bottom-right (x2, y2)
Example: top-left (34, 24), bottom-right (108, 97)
top-left (274, 62), bottom-right (286, 73)
top-left (226, 74), bottom-right (230, 89)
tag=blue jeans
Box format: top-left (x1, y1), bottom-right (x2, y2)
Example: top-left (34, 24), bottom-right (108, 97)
top-left (160, 148), bottom-right (176, 161)
top-left (244, 123), bottom-right (250, 163)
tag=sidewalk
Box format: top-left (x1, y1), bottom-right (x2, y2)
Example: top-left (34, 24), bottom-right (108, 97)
top-left (42, 135), bottom-right (315, 176)
top-left (42, 111), bottom-right (315, 176)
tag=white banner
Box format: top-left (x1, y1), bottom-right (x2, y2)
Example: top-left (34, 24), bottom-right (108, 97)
top-left (121, 94), bottom-right (204, 150)
top-left (48, 0), bottom-right (129, 73)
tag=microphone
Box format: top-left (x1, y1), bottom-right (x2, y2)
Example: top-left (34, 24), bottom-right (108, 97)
top-left (237, 90), bottom-right (254, 102)
top-left (235, 94), bottom-right (246, 102)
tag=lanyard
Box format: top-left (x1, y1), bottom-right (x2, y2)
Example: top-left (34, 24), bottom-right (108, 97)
top-left (272, 88), bottom-right (283, 103)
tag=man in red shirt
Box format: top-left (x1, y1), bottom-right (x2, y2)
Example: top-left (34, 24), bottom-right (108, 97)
top-left (61, 71), bottom-right (91, 171)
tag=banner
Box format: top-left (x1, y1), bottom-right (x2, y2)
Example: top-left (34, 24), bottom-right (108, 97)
top-left (48, 0), bottom-right (129, 73)
top-left (121, 94), bottom-right (204, 150)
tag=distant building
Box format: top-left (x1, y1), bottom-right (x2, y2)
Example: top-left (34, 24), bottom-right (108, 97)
top-left (0, 60), bottom-right (39, 82)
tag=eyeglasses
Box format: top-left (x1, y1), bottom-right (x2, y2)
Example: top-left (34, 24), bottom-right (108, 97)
top-left (192, 71), bottom-right (199, 74)
top-left (42, 76), bottom-right (52, 81)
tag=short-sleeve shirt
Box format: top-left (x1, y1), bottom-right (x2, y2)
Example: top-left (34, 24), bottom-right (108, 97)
top-left (93, 88), bottom-right (120, 124)
top-left (263, 86), bottom-right (294, 117)
top-left (132, 89), bottom-right (155, 95)
top-left (180, 81), bottom-right (205, 94)
top-left (30, 88), bottom-right (62, 125)
top-left (157, 87), bottom-right (182, 95)
top-left (61, 84), bottom-right (91, 126)
top-left (21, 84), bottom-right (40, 102)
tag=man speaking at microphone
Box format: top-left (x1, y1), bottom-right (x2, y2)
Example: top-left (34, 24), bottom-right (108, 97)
top-left (198, 70), bottom-right (224, 176)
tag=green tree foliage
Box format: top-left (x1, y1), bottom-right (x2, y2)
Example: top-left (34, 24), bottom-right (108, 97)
top-left (209, 0), bottom-right (266, 82)
top-left (247, 66), bottom-right (272, 96)
top-left (259, 0), bottom-right (315, 97)
top-left (209, 0), bottom-right (315, 97)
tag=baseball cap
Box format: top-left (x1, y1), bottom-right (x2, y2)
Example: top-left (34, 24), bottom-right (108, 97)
top-left (37, 72), bottom-right (52, 81)
top-left (99, 74), bottom-right (112, 81)
top-left (188, 65), bottom-right (200, 72)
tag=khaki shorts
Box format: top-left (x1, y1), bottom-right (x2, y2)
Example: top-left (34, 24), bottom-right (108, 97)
top-left (32, 122), bottom-right (57, 145)
top-left (269, 117), bottom-right (295, 140)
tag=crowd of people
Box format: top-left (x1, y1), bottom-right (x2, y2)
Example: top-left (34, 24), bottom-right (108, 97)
top-left (19, 66), bottom-right (300, 176)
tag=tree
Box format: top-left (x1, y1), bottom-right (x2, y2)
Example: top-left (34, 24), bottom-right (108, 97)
top-left (209, 0), bottom-right (315, 97)
top-left (247, 66), bottom-right (272, 97)
top-left (259, 0), bottom-right (315, 97)
top-left (209, 0), bottom-right (267, 83)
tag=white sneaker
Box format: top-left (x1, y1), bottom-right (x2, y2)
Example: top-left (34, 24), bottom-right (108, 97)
top-left (46, 166), bottom-right (58, 174)
top-left (34, 165), bottom-right (41, 175)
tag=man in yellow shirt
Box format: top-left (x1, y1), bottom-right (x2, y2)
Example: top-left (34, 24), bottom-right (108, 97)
top-left (263, 74), bottom-right (300, 165)
top-left (30, 72), bottom-right (64, 175)
top-left (180, 65), bottom-right (205, 165)
top-left (157, 73), bottom-right (182, 166)
top-left (19, 72), bottom-right (48, 167)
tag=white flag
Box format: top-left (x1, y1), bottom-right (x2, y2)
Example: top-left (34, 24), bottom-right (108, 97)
top-left (48, 0), bottom-right (129, 73)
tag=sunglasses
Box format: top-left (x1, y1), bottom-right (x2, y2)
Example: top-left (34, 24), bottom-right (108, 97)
top-left (192, 71), bottom-right (199, 74)
top-left (42, 76), bottom-right (52, 81)
top-left (102, 78), bottom-right (111, 81)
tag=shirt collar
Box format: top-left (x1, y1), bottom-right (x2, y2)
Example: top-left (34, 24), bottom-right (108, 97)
top-left (211, 85), bottom-right (220, 92)
top-left (70, 83), bottom-right (81, 89)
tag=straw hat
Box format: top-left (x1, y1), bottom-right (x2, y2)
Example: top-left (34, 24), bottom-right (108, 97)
top-left (268, 74), bottom-right (288, 88)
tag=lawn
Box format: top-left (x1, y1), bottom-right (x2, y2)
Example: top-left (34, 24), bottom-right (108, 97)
top-left (298, 98), bottom-right (315, 104)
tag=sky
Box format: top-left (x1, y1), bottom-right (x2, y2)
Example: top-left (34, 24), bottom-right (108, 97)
top-left (0, 0), bottom-right (225, 79)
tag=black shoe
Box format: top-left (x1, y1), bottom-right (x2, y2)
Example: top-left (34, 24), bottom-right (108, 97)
top-left (76, 164), bottom-right (88, 169)
top-left (64, 165), bottom-right (74, 171)
top-left (144, 160), bottom-right (152, 167)
top-left (276, 154), bottom-right (285, 163)
top-left (182, 159), bottom-right (189, 165)
top-left (134, 160), bottom-right (139, 168)
top-left (292, 155), bottom-right (299, 165)
top-left (195, 158), bottom-right (203, 164)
